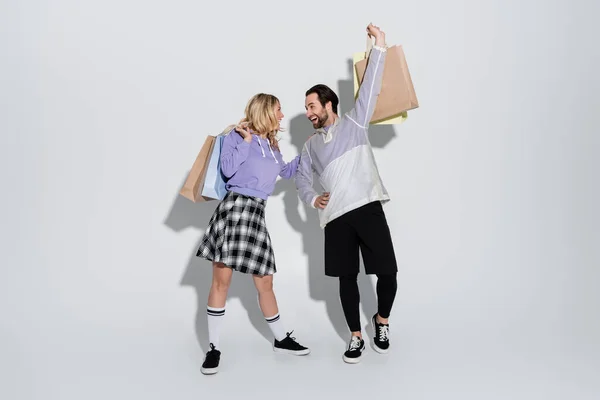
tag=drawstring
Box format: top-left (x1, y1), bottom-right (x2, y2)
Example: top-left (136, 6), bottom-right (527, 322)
top-left (256, 136), bottom-right (266, 157)
top-left (256, 136), bottom-right (278, 163)
top-left (266, 140), bottom-right (278, 164)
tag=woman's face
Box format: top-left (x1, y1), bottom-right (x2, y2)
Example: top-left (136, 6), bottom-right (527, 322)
top-left (275, 102), bottom-right (284, 127)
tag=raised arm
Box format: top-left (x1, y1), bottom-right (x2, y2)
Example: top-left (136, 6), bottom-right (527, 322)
top-left (347, 23), bottom-right (388, 127)
top-left (219, 125), bottom-right (252, 178)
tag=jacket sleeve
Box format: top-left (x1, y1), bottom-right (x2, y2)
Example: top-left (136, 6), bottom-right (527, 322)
top-left (220, 130), bottom-right (251, 178)
top-left (294, 143), bottom-right (319, 209)
top-left (346, 46), bottom-right (387, 128)
top-left (275, 152), bottom-right (301, 180)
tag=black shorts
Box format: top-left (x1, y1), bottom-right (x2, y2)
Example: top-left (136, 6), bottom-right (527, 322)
top-left (324, 201), bottom-right (398, 277)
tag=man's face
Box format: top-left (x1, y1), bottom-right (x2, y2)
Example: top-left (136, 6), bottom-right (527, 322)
top-left (305, 93), bottom-right (330, 129)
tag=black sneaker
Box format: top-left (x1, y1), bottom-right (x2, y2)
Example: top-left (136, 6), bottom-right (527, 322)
top-left (273, 331), bottom-right (310, 355)
top-left (201, 343), bottom-right (221, 375)
top-left (343, 335), bottom-right (365, 364)
top-left (372, 313), bottom-right (390, 354)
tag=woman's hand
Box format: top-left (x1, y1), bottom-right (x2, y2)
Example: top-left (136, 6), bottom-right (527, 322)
top-left (235, 121), bottom-right (252, 143)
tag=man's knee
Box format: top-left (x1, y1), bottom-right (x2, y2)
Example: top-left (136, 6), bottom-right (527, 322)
top-left (339, 274), bottom-right (358, 283)
top-left (376, 272), bottom-right (397, 284)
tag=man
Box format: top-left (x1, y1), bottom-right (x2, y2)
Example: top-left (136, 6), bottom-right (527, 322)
top-left (295, 23), bottom-right (398, 364)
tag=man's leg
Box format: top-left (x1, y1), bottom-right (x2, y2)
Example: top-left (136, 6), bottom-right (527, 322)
top-left (324, 214), bottom-right (365, 363)
top-left (339, 274), bottom-right (361, 336)
top-left (355, 201), bottom-right (399, 353)
top-left (338, 273), bottom-right (366, 363)
top-left (369, 272), bottom-right (397, 353)
top-left (375, 272), bottom-right (398, 324)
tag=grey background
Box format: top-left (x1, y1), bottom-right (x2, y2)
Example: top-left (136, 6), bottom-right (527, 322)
top-left (1, 0), bottom-right (599, 399)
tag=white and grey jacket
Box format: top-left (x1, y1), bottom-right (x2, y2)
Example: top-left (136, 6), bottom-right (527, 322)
top-left (295, 46), bottom-right (390, 228)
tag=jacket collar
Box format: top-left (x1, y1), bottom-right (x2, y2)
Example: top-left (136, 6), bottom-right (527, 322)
top-left (316, 116), bottom-right (340, 143)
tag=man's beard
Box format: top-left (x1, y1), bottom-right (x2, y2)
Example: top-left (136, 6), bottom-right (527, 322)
top-left (313, 110), bottom-right (329, 129)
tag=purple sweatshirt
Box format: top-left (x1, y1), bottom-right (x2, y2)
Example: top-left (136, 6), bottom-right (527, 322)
top-left (220, 129), bottom-right (300, 200)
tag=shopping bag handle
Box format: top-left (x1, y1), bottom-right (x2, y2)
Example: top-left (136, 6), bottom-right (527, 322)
top-left (220, 124), bottom-right (236, 136)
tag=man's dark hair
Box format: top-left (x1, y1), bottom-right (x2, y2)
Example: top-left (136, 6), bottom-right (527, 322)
top-left (305, 84), bottom-right (339, 114)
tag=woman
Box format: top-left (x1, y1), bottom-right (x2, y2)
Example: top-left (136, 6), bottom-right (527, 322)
top-left (196, 93), bottom-right (309, 375)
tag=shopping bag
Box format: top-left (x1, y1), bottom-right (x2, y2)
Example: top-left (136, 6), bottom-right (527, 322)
top-left (179, 135), bottom-right (216, 203)
top-left (201, 135), bottom-right (227, 200)
top-left (353, 37), bottom-right (418, 124)
top-left (179, 125), bottom-right (235, 202)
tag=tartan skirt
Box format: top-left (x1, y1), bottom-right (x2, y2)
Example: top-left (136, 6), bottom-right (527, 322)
top-left (196, 191), bottom-right (277, 275)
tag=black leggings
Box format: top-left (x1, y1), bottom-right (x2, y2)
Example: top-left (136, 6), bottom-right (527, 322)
top-left (339, 273), bottom-right (397, 332)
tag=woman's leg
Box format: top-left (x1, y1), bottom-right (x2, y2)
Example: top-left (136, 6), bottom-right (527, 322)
top-left (252, 273), bottom-right (310, 354)
top-left (206, 262), bottom-right (233, 349)
top-left (252, 274), bottom-right (285, 341)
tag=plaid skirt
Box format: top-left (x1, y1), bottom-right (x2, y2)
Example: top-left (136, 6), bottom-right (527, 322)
top-left (196, 191), bottom-right (276, 275)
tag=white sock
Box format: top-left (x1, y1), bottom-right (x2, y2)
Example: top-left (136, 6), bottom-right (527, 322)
top-left (265, 313), bottom-right (286, 341)
top-left (207, 306), bottom-right (225, 349)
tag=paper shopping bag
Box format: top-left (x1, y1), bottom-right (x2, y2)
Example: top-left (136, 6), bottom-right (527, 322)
top-left (179, 135), bottom-right (216, 203)
top-left (353, 38), bottom-right (418, 124)
top-left (179, 124), bottom-right (236, 203)
top-left (201, 135), bottom-right (227, 200)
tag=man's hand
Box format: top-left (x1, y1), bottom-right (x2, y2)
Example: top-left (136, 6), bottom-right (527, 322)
top-left (314, 192), bottom-right (330, 209)
top-left (367, 23), bottom-right (386, 47)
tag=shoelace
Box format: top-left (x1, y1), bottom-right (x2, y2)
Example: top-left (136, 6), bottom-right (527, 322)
top-left (284, 331), bottom-right (297, 342)
top-left (206, 343), bottom-right (219, 357)
top-left (348, 336), bottom-right (362, 351)
top-left (377, 325), bottom-right (390, 341)
top-left (280, 331), bottom-right (307, 351)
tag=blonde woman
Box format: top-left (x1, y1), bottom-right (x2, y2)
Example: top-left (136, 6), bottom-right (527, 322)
top-left (196, 93), bottom-right (309, 375)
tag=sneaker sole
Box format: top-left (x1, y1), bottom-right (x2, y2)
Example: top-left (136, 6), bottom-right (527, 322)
top-left (201, 367), bottom-right (218, 375)
top-left (343, 353), bottom-right (363, 364)
top-left (343, 345), bottom-right (365, 364)
top-left (273, 347), bottom-right (311, 356)
top-left (373, 344), bottom-right (389, 354)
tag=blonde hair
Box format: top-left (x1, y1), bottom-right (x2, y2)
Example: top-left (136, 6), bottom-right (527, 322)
top-left (240, 93), bottom-right (283, 150)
